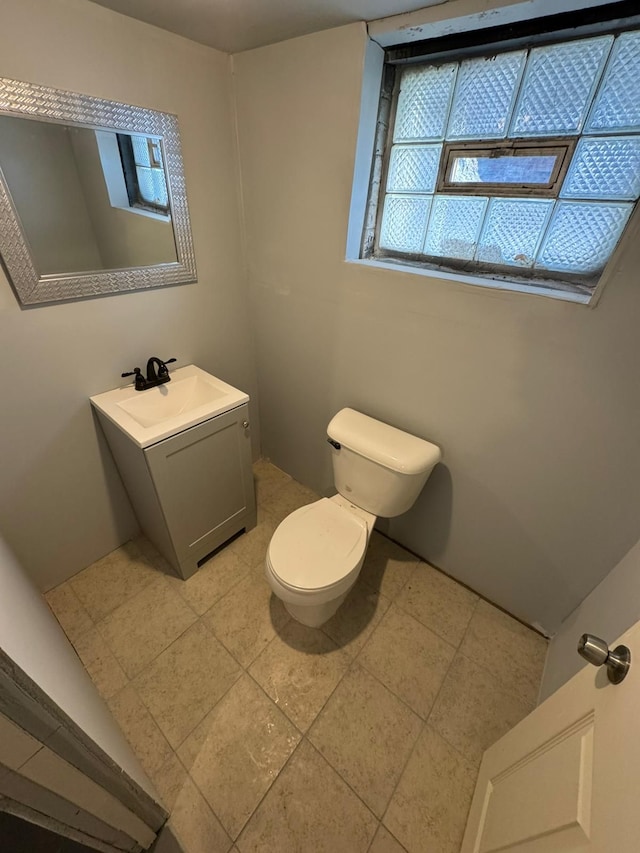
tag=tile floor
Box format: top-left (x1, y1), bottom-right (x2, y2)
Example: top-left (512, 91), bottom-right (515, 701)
top-left (46, 460), bottom-right (549, 853)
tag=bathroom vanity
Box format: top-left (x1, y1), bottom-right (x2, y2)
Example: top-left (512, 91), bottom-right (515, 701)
top-left (90, 365), bottom-right (256, 579)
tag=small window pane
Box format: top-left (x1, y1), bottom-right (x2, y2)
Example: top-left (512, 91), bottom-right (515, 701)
top-left (152, 169), bottom-right (169, 207)
top-left (387, 144), bottom-right (441, 193)
top-left (447, 50), bottom-right (526, 140)
top-left (535, 201), bottom-right (632, 274)
top-left (561, 137), bottom-right (640, 200)
top-left (424, 195), bottom-right (488, 260)
top-left (477, 198), bottom-right (553, 267)
top-left (136, 167), bottom-right (155, 204)
top-left (394, 64), bottom-right (457, 142)
top-left (450, 154), bottom-right (557, 185)
top-left (149, 139), bottom-right (163, 168)
top-left (379, 194), bottom-right (432, 253)
top-left (131, 135), bottom-right (151, 167)
top-left (510, 36), bottom-right (612, 136)
top-left (586, 31), bottom-right (640, 133)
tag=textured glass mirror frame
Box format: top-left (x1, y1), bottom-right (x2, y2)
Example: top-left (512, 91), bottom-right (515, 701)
top-left (0, 76), bottom-right (196, 306)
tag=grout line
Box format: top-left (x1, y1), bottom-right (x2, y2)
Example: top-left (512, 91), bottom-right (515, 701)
top-left (300, 736), bottom-right (380, 830)
top-left (233, 734), bottom-right (305, 845)
top-left (366, 823), bottom-right (408, 853)
top-left (453, 646), bottom-right (540, 712)
top-left (378, 719), bottom-right (427, 837)
top-left (423, 598), bottom-right (480, 727)
top-left (369, 530), bottom-right (546, 638)
top-left (241, 647), bottom-right (383, 835)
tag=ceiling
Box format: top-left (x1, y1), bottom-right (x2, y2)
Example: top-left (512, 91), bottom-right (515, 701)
top-left (87, 0), bottom-right (448, 54)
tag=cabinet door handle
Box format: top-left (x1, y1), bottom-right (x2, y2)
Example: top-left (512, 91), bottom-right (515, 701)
top-left (242, 421), bottom-right (250, 429)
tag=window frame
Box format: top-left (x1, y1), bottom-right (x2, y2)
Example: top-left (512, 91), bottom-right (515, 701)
top-left (117, 133), bottom-right (170, 216)
top-left (358, 5), bottom-right (640, 302)
top-left (436, 138), bottom-right (576, 197)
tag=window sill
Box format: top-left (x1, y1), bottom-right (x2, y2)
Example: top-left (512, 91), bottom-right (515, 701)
top-left (346, 257), bottom-right (592, 305)
top-left (113, 204), bottom-right (171, 223)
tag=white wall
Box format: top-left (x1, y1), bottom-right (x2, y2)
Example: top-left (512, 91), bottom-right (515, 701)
top-left (0, 0), bottom-right (257, 590)
top-left (0, 536), bottom-right (154, 800)
top-left (233, 16), bottom-right (640, 633)
top-left (539, 538), bottom-right (640, 701)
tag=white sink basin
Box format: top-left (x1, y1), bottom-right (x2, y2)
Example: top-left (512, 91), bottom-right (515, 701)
top-left (90, 365), bottom-right (249, 447)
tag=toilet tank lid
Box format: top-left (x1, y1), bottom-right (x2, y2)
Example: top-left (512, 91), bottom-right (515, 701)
top-left (327, 408), bottom-right (441, 475)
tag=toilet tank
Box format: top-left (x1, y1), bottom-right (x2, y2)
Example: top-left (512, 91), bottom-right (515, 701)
top-left (327, 408), bottom-right (441, 517)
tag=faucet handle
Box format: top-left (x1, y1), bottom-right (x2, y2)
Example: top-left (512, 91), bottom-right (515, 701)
top-left (121, 367), bottom-right (146, 391)
top-left (157, 357), bottom-right (177, 377)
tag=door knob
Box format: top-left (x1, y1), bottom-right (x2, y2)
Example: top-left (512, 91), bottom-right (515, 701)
top-left (577, 634), bottom-right (631, 684)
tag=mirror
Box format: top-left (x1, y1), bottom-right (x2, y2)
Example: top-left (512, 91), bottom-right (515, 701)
top-left (0, 76), bottom-right (196, 305)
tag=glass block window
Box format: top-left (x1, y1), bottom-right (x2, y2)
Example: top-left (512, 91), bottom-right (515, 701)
top-left (370, 26), bottom-right (640, 297)
top-left (131, 135), bottom-right (169, 210)
top-left (117, 133), bottom-right (169, 213)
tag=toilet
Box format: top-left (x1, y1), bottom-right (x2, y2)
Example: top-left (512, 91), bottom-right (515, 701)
top-left (265, 408), bottom-right (441, 627)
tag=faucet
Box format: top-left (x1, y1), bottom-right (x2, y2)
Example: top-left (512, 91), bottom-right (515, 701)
top-left (146, 356), bottom-right (175, 385)
top-left (122, 357), bottom-right (177, 391)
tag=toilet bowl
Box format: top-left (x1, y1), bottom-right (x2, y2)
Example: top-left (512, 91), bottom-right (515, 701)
top-left (265, 408), bottom-right (441, 628)
top-left (265, 495), bottom-right (376, 627)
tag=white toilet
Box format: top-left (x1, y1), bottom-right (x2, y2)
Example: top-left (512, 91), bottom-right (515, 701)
top-left (265, 408), bottom-right (441, 627)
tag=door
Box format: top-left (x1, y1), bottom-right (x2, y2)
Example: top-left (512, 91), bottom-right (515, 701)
top-left (145, 403), bottom-right (255, 575)
top-left (461, 619), bottom-right (640, 852)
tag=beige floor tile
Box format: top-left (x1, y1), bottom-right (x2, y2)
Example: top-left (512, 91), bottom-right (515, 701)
top-left (134, 621), bottom-right (241, 749)
top-left (180, 675), bottom-right (300, 839)
top-left (170, 776), bottom-right (232, 853)
top-left (396, 561), bottom-right (479, 646)
top-left (359, 533), bottom-right (419, 600)
top-left (358, 605), bottom-right (455, 719)
top-left (107, 685), bottom-right (173, 777)
top-left (256, 503), bottom-right (274, 526)
top-left (72, 627), bottom-right (128, 700)
top-left (253, 459), bottom-right (292, 505)
top-left (460, 599), bottom-right (548, 707)
top-left (164, 549), bottom-right (249, 616)
top-left (369, 825), bottom-right (407, 853)
top-left (238, 740), bottom-right (376, 853)
top-left (98, 578), bottom-right (197, 678)
top-left (205, 571), bottom-right (290, 668)
top-left (429, 653), bottom-right (531, 768)
top-left (147, 752), bottom-right (187, 813)
top-left (308, 665), bottom-right (422, 818)
top-left (249, 620), bottom-right (350, 732)
top-left (384, 726), bottom-right (476, 853)
top-left (321, 581), bottom-right (391, 658)
top-left (226, 518), bottom-right (276, 570)
top-left (262, 479), bottom-right (319, 526)
top-left (134, 535), bottom-right (178, 577)
top-left (70, 540), bottom-right (160, 621)
top-left (45, 583), bottom-right (93, 644)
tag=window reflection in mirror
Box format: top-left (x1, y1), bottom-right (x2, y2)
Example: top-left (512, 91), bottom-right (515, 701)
top-left (0, 114), bottom-right (178, 276)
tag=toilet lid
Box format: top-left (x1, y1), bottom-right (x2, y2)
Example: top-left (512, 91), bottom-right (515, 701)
top-left (269, 498), bottom-right (368, 591)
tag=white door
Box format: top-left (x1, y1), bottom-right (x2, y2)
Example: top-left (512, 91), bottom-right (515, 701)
top-left (461, 619), bottom-right (640, 852)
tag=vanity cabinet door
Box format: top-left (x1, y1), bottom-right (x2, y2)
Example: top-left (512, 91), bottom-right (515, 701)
top-left (144, 403), bottom-right (255, 577)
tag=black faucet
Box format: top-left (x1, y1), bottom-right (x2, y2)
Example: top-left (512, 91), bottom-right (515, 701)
top-left (122, 357), bottom-right (177, 391)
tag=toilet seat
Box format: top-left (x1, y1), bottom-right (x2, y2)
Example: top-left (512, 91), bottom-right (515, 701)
top-left (268, 498), bottom-right (368, 592)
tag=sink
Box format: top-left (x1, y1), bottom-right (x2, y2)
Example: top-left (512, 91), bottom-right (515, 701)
top-left (90, 365), bottom-right (249, 447)
top-left (117, 374), bottom-right (228, 428)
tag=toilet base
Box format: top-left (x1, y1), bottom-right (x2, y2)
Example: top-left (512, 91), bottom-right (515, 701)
top-left (283, 588), bottom-right (351, 628)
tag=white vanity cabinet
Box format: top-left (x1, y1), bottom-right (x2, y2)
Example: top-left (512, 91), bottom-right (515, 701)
top-left (96, 401), bottom-right (256, 580)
